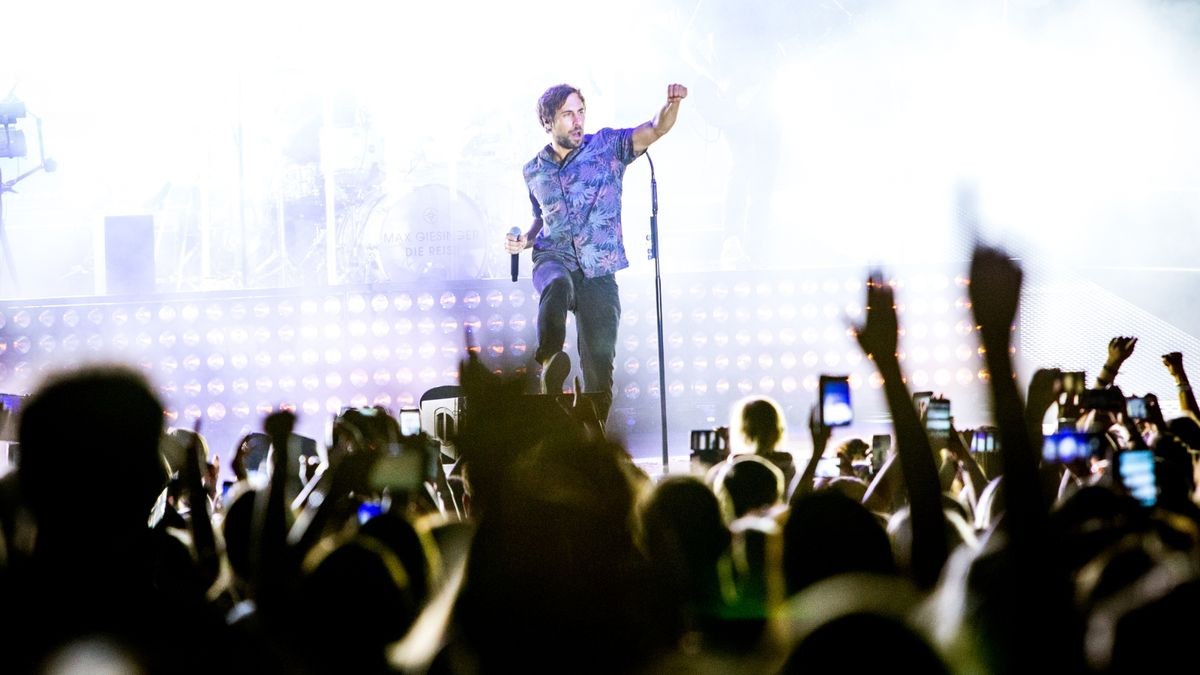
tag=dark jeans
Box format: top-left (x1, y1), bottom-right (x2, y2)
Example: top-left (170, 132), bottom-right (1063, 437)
top-left (533, 258), bottom-right (620, 422)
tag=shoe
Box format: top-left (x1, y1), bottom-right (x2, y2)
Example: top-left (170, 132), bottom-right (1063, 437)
top-left (541, 351), bottom-right (571, 394)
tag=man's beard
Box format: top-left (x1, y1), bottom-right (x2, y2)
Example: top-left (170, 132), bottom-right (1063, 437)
top-left (555, 129), bottom-right (582, 150)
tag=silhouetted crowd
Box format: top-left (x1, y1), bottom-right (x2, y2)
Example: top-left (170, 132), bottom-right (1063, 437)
top-left (0, 245), bottom-right (1196, 673)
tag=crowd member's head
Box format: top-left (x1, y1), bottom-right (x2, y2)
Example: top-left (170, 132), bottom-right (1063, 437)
top-left (733, 396), bottom-right (787, 455)
top-left (19, 365), bottom-right (168, 539)
top-left (783, 490), bottom-right (896, 596)
top-left (712, 454), bottom-right (785, 521)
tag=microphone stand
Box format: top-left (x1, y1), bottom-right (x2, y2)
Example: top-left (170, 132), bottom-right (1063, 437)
top-left (645, 153), bottom-right (670, 473)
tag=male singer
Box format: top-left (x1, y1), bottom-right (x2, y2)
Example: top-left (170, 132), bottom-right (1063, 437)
top-left (505, 83), bottom-right (687, 424)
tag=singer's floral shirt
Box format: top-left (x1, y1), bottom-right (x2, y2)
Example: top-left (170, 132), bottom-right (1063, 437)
top-left (523, 127), bottom-right (642, 278)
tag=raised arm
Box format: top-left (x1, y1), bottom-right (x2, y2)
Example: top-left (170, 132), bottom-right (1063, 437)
top-left (1095, 336), bottom-right (1137, 388)
top-left (1162, 352), bottom-right (1199, 416)
top-left (852, 271), bottom-right (947, 589)
top-left (632, 84), bottom-right (688, 155)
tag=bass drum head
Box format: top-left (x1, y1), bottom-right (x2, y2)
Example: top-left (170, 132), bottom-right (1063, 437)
top-left (363, 184), bottom-right (488, 282)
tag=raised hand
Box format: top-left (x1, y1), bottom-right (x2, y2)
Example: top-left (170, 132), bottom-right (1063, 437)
top-left (851, 271), bottom-right (898, 365)
top-left (1163, 351), bottom-right (1187, 382)
top-left (969, 246), bottom-right (1023, 348)
top-left (1106, 336), bottom-right (1138, 368)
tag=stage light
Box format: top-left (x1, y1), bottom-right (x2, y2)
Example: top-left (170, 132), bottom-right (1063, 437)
top-left (416, 317), bottom-right (435, 336)
top-left (713, 332), bottom-right (729, 348)
top-left (323, 323), bottom-right (341, 340)
top-left (395, 343), bottom-right (413, 360)
top-left (417, 293), bottom-right (435, 312)
top-left (229, 303), bottom-right (247, 321)
top-left (714, 354), bottom-right (730, 370)
top-left (507, 314), bottom-right (526, 333)
top-left (373, 368), bottom-right (391, 385)
top-left (277, 301), bottom-right (296, 318)
top-left (692, 380), bottom-right (708, 396)
top-left (691, 333), bottom-right (708, 349)
top-left (957, 368), bottom-right (975, 385)
top-left (624, 382), bottom-right (641, 400)
top-left (712, 307), bottom-right (729, 323)
top-left (182, 330), bottom-right (200, 348)
top-left (439, 342), bottom-right (458, 359)
top-left (231, 402), bottom-right (251, 418)
top-left (206, 329), bottom-right (224, 347)
top-left (440, 317), bottom-right (459, 334)
top-left (323, 349), bottom-right (342, 365)
top-left (736, 354), bottom-right (752, 370)
top-left (87, 335), bottom-right (103, 351)
top-left (511, 339), bottom-right (528, 356)
top-left (823, 351), bottom-right (842, 367)
top-left (758, 354), bottom-right (774, 370)
top-left (759, 376), bottom-right (775, 393)
top-left (110, 308), bottom-right (128, 326)
top-left (205, 305), bottom-right (223, 321)
top-left (324, 397), bottom-right (342, 414)
top-left (164, 409), bottom-right (179, 423)
top-left (418, 366), bottom-right (437, 383)
top-left (301, 349), bottom-right (319, 366)
top-left (371, 345), bottom-right (390, 362)
top-left (206, 354), bottom-right (224, 370)
top-left (348, 393), bottom-right (367, 409)
top-left (462, 291), bottom-right (481, 309)
top-left (415, 342), bottom-right (434, 360)
top-left (254, 352), bottom-right (272, 368)
top-left (934, 369), bottom-right (952, 387)
top-left (110, 334), bottom-right (129, 350)
top-left (88, 309), bottom-right (103, 325)
top-left (392, 293), bottom-right (413, 312)
top-left (183, 380), bottom-right (201, 397)
top-left (300, 300), bottom-right (318, 316)
top-left (207, 379), bottom-right (225, 396)
top-left (301, 374), bottom-right (319, 391)
top-left (438, 291), bottom-right (457, 310)
top-left (231, 353), bottom-right (249, 370)
top-left (36, 310), bottom-right (54, 328)
top-left (736, 378), bottom-right (753, 395)
top-left (232, 377), bottom-right (250, 395)
top-left (349, 368), bottom-right (368, 388)
top-left (396, 368), bottom-right (414, 384)
top-left (911, 370), bottom-right (929, 387)
top-left (693, 356), bottom-right (709, 371)
top-left (370, 319), bottom-right (389, 338)
top-left (278, 350), bottom-right (297, 367)
top-left (62, 335), bottom-right (80, 352)
top-left (349, 345), bottom-right (367, 362)
top-left (735, 307), bottom-right (751, 324)
top-left (756, 329), bottom-right (773, 347)
top-left (782, 376), bottom-right (798, 393)
top-left (347, 294), bottom-right (367, 314)
top-left (373, 393), bottom-right (392, 408)
top-left (278, 376), bottom-right (296, 393)
top-left (486, 315), bottom-right (503, 333)
top-left (253, 376), bottom-right (272, 393)
top-left (715, 379), bottom-right (730, 395)
top-left (37, 336), bottom-right (54, 353)
top-left (302, 400), bottom-right (319, 416)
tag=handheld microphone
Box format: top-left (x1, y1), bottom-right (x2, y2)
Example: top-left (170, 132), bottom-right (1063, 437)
top-left (509, 227), bottom-right (522, 282)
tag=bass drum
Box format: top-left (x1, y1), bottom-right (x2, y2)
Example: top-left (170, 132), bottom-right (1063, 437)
top-left (361, 184), bottom-right (490, 282)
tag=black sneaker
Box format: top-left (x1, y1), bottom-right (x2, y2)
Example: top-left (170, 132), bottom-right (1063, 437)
top-left (541, 351), bottom-right (571, 395)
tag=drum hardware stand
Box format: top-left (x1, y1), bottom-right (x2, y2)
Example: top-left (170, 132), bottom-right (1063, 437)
top-left (1, 99), bottom-right (57, 295)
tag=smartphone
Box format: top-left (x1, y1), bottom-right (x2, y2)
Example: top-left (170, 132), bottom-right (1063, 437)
top-left (926, 398), bottom-right (952, 447)
top-left (1125, 396), bottom-right (1149, 420)
top-left (0, 393), bottom-right (25, 442)
top-left (370, 452), bottom-right (426, 492)
top-left (357, 501), bottom-right (384, 524)
top-left (1116, 449), bottom-right (1157, 507)
top-left (1041, 430), bottom-right (1104, 464)
top-left (970, 428), bottom-right (997, 453)
top-left (912, 391), bottom-right (933, 411)
top-left (1060, 371), bottom-right (1086, 397)
top-left (871, 434), bottom-right (891, 473)
top-left (399, 408), bottom-right (421, 436)
top-left (1080, 388), bottom-right (1125, 412)
top-left (819, 375), bottom-right (853, 427)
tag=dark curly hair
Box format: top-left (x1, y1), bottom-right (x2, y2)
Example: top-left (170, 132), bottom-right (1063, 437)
top-left (537, 84), bottom-right (585, 128)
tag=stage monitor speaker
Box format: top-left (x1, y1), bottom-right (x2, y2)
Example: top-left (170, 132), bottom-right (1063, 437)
top-left (419, 387), bottom-right (606, 462)
top-left (104, 215), bottom-right (155, 295)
